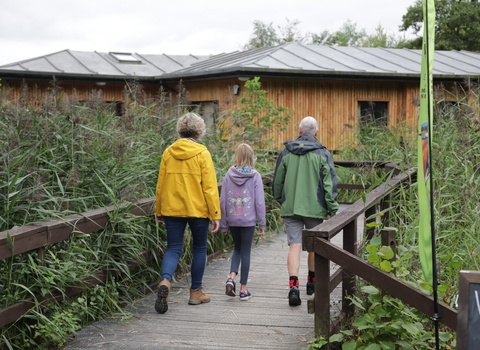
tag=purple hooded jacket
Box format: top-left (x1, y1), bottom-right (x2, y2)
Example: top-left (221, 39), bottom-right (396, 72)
top-left (219, 166), bottom-right (266, 233)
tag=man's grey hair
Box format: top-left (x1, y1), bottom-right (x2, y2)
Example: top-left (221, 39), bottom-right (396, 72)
top-left (299, 116), bottom-right (318, 135)
top-left (176, 112), bottom-right (206, 139)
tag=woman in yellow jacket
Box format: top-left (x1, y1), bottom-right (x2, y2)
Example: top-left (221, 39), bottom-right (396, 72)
top-left (154, 112), bottom-right (220, 314)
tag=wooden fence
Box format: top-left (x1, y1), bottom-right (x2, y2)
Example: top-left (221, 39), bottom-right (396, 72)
top-left (302, 165), bottom-right (458, 346)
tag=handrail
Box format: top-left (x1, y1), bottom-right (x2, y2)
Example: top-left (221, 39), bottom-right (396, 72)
top-left (304, 167), bottom-right (415, 241)
top-left (0, 198), bottom-right (154, 260)
top-left (303, 166), bottom-right (457, 343)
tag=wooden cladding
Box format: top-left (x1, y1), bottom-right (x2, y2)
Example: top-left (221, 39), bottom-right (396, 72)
top-left (184, 78), bottom-right (419, 150)
top-left (4, 80), bottom-right (159, 104)
top-left (3, 76), bottom-right (467, 150)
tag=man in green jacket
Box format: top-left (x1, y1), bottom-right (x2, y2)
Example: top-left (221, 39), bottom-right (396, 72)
top-left (273, 116), bottom-right (338, 306)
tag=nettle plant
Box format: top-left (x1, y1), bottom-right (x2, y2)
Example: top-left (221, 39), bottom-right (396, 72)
top-left (308, 236), bottom-right (455, 350)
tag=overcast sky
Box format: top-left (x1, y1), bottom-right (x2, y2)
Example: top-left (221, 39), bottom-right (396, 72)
top-left (0, 0), bottom-right (417, 66)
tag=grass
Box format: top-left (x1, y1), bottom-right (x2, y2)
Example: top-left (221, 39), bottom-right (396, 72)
top-left (2, 78), bottom-right (479, 349)
top-left (0, 79), bottom-right (287, 349)
top-left (313, 82), bottom-right (480, 349)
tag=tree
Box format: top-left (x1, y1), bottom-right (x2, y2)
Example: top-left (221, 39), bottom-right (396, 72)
top-left (244, 19), bottom-right (407, 50)
top-left (310, 21), bottom-right (408, 48)
top-left (219, 77), bottom-right (291, 149)
top-left (243, 20), bottom-right (279, 50)
top-left (311, 20), bottom-right (367, 46)
top-left (400, 0), bottom-right (480, 51)
top-left (277, 18), bottom-right (306, 44)
top-left (243, 18), bottom-right (306, 50)
top-left (359, 25), bottom-right (410, 48)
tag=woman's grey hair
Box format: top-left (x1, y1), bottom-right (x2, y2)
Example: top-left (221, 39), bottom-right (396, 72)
top-left (299, 116), bottom-right (318, 135)
top-left (176, 112), bottom-right (206, 139)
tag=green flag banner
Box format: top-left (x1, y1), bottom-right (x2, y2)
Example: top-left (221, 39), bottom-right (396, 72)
top-left (418, 0), bottom-right (435, 286)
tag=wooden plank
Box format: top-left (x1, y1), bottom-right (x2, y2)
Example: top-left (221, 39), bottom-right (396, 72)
top-left (0, 273), bottom-right (107, 328)
top-left (0, 198), bottom-right (157, 261)
top-left (61, 233), bottom-right (323, 350)
top-left (342, 220), bottom-right (356, 318)
top-left (0, 225), bottom-right (47, 259)
top-left (0, 249), bottom-right (162, 328)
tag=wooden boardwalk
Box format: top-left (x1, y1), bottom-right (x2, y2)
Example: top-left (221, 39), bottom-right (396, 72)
top-left (62, 206), bottom-right (357, 350)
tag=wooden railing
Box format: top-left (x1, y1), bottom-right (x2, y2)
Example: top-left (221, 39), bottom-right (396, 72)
top-left (0, 199), bottom-right (155, 328)
top-left (0, 160), bottom-right (399, 329)
top-left (302, 165), bottom-right (458, 345)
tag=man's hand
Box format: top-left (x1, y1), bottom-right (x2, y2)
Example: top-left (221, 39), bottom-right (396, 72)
top-left (156, 216), bottom-right (164, 224)
top-left (211, 220), bottom-right (220, 233)
top-left (258, 228), bottom-right (265, 236)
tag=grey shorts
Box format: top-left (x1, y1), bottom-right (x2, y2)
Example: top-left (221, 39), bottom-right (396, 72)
top-left (283, 215), bottom-right (324, 245)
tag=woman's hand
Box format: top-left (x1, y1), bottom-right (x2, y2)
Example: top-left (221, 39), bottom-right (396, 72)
top-left (156, 216), bottom-right (164, 224)
top-left (210, 220), bottom-right (220, 233)
top-left (258, 228), bottom-right (265, 236)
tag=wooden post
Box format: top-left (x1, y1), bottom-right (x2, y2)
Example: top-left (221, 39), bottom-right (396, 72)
top-left (38, 247), bottom-right (45, 266)
top-left (457, 270), bottom-right (480, 349)
top-left (364, 205), bottom-right (377, 243)
top-left (315, 237), bottom-right (331, 342)
top-left (342, 220), bottom-right (357, 318)
top-left (381, 162), bottom-right (397, 228)
top-left (381, 229), bottom-right (397, 262)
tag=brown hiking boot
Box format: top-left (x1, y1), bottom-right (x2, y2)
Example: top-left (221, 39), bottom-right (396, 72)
top-left (155, 279), bottom-right (171, 314)
top-left (188, 287), bottom-right (211, 305)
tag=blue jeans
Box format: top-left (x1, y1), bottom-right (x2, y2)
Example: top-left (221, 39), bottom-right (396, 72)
top-left (229, 226), bottom-right (255, 285)
top-left (161, 217), bottom-right (210, 290)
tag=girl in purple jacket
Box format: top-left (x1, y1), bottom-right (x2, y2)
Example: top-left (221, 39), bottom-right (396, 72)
top-left (220, 143), bottom-right (266, 300)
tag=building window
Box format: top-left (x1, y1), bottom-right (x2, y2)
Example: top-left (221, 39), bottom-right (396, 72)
top-left (188, 101), bottom-right (218, 131)
top-left (109, 52), bottom-right (142, 64)
top-left (106, 101), bottom-right (124, 116)
top-left (358, 101), bottom-right (388, 145)
top-left (358, 101), bottom-right (388, 127)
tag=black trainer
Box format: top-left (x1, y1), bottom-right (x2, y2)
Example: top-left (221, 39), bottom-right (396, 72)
top-left (306, 281), bottom-right (315, 295)
top-left (155, 284), bottom-right (169, 314)
top-left (288, 286), bottom-right (302, 306)
top-left (225, 277), bottom-right (236, 297)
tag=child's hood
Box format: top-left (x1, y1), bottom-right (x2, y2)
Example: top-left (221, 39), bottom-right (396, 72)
top-left (227, 166), bottom-right (256, 186)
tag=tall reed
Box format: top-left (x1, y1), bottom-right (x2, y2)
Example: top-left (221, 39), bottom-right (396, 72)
top-left (0, 78), bottom-right (285, 349)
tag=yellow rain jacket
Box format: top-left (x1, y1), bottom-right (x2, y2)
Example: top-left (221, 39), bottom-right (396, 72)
top-left (155, 138), bottom-right (221, 220)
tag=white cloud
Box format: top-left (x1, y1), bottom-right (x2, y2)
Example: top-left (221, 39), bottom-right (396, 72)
top-left (0, 0), bottom-right (416, 65)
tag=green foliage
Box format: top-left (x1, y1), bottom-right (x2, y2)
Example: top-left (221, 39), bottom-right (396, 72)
top-left (245, 18), bottom-right (409, 49)
top-left (248, 0), bottom-right (480, 52)
top-left (400, 0), bottom-right (480, 51)
top-left (312, 20), bottom-right (367, 47)
top-left (244, 18), bottom-right (305, 50)
top-left (365, 237), bottom-right (395, 273)
top-left (358, 25), bottom-right (411, 49)
top-left (245, 2), bottom-right (480, 51)
top-left (309, 237), bottom-right (455, 349)
top-left (309, 82), bottom-right (480, 349)
top-left (0, 78), bottom-right (288, 349)
top-left (219, 77), bottom-right (292, 149)
top-left (244, 20), bottom-right (279, 50)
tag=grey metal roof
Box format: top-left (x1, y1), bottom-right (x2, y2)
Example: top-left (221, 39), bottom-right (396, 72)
top-left (157, 43), bottom-right (480, 81)
top-left (0, 49), bottom-right (213, 80)
top-left (2, 43), bottom-right (480, 82)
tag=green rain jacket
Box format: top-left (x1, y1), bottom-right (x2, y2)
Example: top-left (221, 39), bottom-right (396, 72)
top-left (272, 133), bottom-right (339, 219)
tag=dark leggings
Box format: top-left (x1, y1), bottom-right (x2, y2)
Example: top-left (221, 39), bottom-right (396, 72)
top-left (229, 226), bottom-right (255, 285)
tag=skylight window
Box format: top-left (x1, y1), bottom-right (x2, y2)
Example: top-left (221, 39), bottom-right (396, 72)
top-left (109, 52), bottom-right (141, 63)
